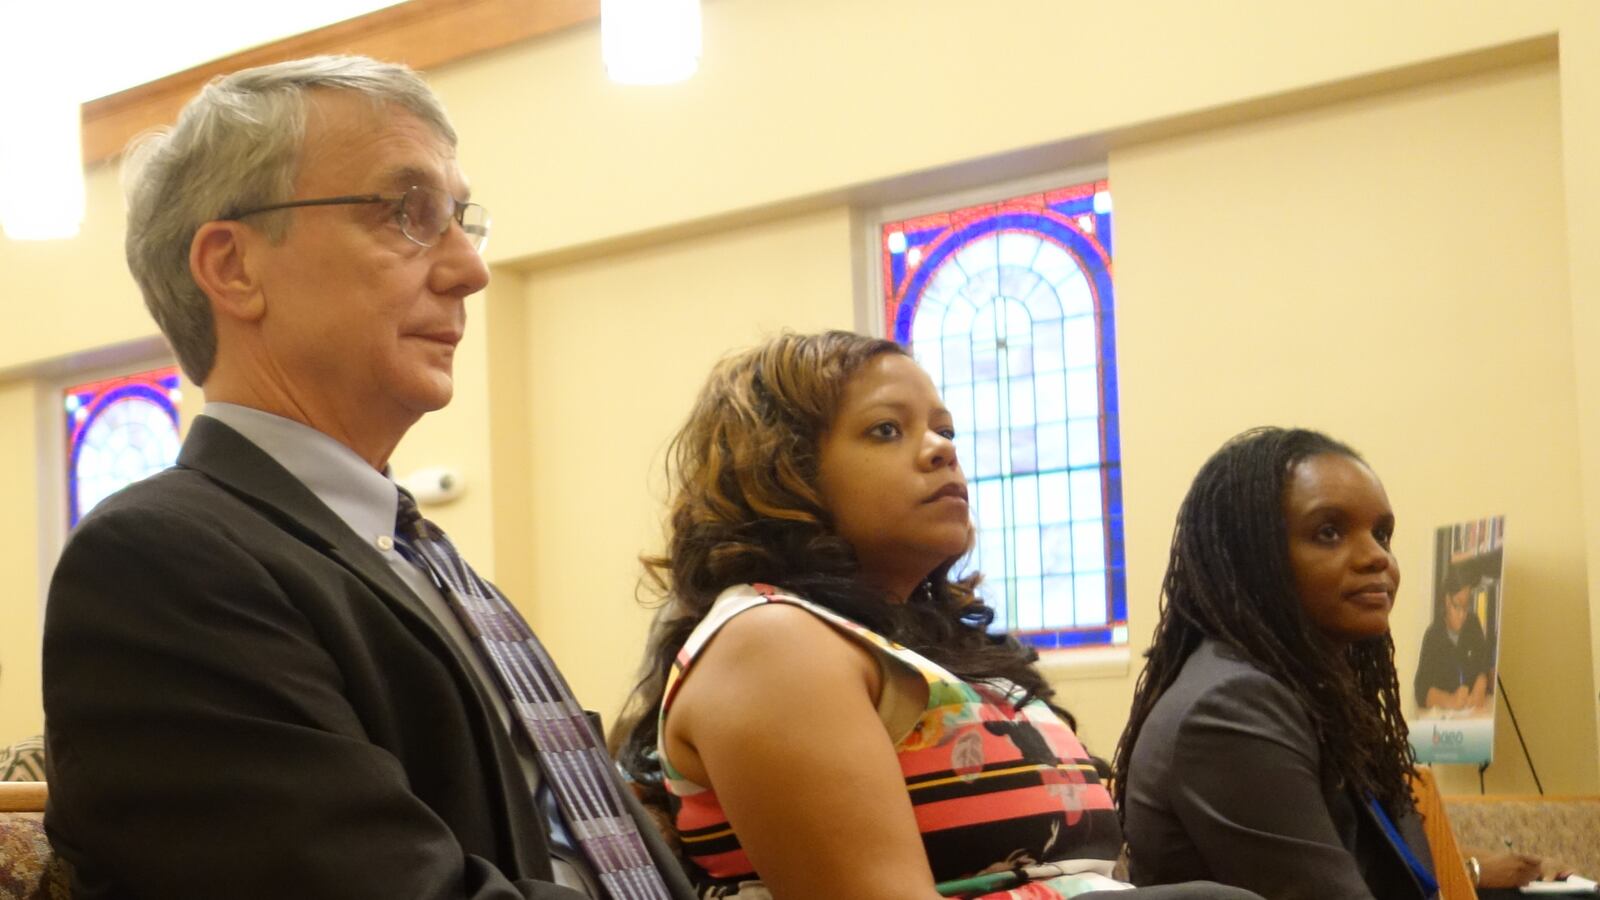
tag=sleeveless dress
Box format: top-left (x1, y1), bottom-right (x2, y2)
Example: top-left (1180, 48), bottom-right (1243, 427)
top-left (657, 583), bottom-right (1125, 899)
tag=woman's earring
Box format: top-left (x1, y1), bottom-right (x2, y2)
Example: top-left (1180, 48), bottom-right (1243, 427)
top-left (918, 581), bottom-right (935, 603)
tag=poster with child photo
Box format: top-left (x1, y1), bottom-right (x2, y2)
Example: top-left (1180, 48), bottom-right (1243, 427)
top-left (1410, 515), bottom-right (1504, 765)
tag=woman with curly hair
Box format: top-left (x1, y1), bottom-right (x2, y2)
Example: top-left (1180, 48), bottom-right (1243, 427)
top-left (1114, 427), bottom-right (1438, 899)
top-left (615, 331), bottom-right (1257, 900)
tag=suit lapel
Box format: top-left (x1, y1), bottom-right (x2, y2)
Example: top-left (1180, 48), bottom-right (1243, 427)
top-left (177, 416), bottom-right (457, 647)
top-left (181, 416), bottom-right (696, 896)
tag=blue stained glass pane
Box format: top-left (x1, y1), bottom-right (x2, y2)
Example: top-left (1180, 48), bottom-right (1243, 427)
top-left (1008, 378), bottom-right (1036, 428)
top-left (1043, 574), bottom-right (1075, 627)
top-left (1031, 242), bottom-right (1080, 295)
top-left (1070, 469), bottom-right (1104, 520)
top-left (1063, 315), bottom-right (1098, 367)
top-left (1106, 513), bottom-right (1127, 568)
top-left (1034, 319), bottom-right (1065, 372)
top-left (1014, 526), bottom-right (1042, 577)
top-left (1038, 471), bottom-right (1070, 523)
top-left (975, 430), bottom-right (1003, 478)
top-left (941, 336), bottom-right (972, 385)
top-left (1057, 628), bottom-right (1116, 648)
top-left (1036, 422), bottom-right (1068, 471)
top-left (999, 269), bottom-right (1044, 312)
top-left (979, 530), bottom-right (1008, 580)
top-left (987, 585), bottom-right (1010, 631)
top-left (971, 377), bottom-right (1001, 430)
top-left (955, 436), bottom-right (977, 474)
top-left (1075, 571), bottom-right (1109, 626)
top-left (1023, 630), bottom-right (1059, 650)
top-left (1015, 576), bottom-right (1044, 630)
top-left (944, 297), bottom-right (976, 339)
top-left (1011, 474), bottom-right (1039, 525)
top-left (1006, 340), bottom-right (1034, 377)
top-left (1041, 523), bottom-right (1071, 574)
top-left (1066, 367), bottom-right (1100, 419)
top-left (1009, 428), bottom-right (1037, 476)
top-left (1035, 372), bottom-right (1066, 422)
top-left (912, 303), bottom-right (943, 345)
top-left (1072, 521), bottom-right (1106, 570)
top-left (973, 346), bottom-right (999, 382)
top-left (1021, 277), bottom-right (1063, 324)
top-left (1057, 268), bottom-right (1094, 318)
top-left (976, 478), bottom-right (1007, 530)
top-left (925, 260), bottom-right (966, 308)
top-left (944, 383), bottom-right (973, 427)
top-left (954, 237), bottom-right (998, 281)
top-left (1068, 418), bottom-right (1102, 468)
top-left (912, 340), bottom-right (942, 379)
top-left (996, 231), bottom-right (1043, 270)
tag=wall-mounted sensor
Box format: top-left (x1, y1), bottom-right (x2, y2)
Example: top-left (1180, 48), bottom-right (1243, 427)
top-left (400, 466), bottom-right (465, 505)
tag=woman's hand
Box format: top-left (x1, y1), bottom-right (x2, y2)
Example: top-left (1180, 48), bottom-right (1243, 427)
top-left (1475, 851), bottom-right (1544, 888)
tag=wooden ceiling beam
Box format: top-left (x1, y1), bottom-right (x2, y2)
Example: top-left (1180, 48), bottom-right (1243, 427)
top-left (80, 0), bottom-right (598, 165)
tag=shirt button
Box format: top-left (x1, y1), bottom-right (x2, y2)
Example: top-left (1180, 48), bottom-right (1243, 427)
top-left (376, 535), bottom-right (395, 552)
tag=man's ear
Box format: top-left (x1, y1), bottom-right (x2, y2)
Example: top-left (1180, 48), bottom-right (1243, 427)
top-left (190, 221), bottom-right (266, 322)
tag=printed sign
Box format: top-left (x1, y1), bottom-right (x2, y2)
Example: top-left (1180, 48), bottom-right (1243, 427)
top-left (1409, 516), bottom-right (1504, 765)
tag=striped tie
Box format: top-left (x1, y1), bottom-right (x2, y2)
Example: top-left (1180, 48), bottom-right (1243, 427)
top-left (394, 489), bottom-right (671, 900)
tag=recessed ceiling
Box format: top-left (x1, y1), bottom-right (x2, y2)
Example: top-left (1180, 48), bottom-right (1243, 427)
top-left (74, 1), bottom-right (406, 101)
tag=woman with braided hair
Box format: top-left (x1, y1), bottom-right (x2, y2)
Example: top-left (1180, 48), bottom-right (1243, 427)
top-left (1115, 427), bottom-right (1437, 899)
top-left (613, 331), bottom-right (1260, 900)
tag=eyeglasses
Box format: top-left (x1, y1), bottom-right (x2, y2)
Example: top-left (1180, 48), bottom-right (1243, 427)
top-left (227, 185), bottom-right (490, 252)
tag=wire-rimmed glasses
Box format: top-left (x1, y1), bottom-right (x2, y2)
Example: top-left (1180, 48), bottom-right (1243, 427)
top-left (227, 185), bottom-right (490, 252)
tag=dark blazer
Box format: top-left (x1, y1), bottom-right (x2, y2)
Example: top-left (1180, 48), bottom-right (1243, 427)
top-left (1122, 640), bottom-right (1435, 900)
top-left (43, 416), bottom-right (695, 900)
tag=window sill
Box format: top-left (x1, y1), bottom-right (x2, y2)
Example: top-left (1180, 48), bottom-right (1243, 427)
top-left (1034, 644), bottom-right (1132, 681)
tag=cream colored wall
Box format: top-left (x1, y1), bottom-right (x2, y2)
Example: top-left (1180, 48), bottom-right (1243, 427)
top-left (0, 380), bottom-right (42, 745)
top-left (1110, 61), bottom-right (1592, 793)
top-left (507, 208), bottom-right (855, 718)
top-left (1, 0), bottom-right (1597, 791)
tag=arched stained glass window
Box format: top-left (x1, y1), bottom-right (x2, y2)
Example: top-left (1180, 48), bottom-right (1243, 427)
top-left (65, 365), bottom-right (182, 527)
top-left (881, 180), bottom-right (1127, 649)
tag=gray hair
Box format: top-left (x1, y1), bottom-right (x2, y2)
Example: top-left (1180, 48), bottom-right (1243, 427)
top-left (124, 55), bottom-right (457, 384)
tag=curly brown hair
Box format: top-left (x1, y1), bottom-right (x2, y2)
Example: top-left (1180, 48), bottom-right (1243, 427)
top-left (613, 330), bottom-right (1067, 821)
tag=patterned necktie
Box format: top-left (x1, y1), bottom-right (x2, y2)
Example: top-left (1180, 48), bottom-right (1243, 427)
top-left (394, 489), bottom-right (671, 900)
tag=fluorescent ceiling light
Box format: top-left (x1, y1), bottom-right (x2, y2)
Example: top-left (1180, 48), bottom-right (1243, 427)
top-left (0, 5), bottom-right (84, 240)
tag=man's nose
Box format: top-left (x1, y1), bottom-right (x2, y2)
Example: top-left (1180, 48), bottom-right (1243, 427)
top-left (431, 221), bottom-right (491, 297)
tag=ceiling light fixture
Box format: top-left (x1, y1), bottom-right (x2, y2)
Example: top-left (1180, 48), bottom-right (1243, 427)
top-left (602, 0), bottom-right (701, 85)
top-left (0, 6), bottom-right (85, 240)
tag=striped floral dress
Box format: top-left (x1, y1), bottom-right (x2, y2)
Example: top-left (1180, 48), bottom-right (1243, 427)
top-left (657, 584), bottom-right (1126, 899)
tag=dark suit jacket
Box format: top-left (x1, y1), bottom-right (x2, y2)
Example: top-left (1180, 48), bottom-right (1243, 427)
top-left (43, 416), bottom-right (694, 900)
top-left (1122, 640), bottom-right (1436, 900)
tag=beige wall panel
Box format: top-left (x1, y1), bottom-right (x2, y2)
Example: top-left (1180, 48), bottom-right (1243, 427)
top-left (1109, 61), bottom-right (1594, 792)
top-left (390, 288), bottom-right (499, 569)
top-left (432, 0), bottom-right (1564, 263)
top-left (0, 380), bottom-right (42, 745)
top-left (517, 207), bottom-right (854, 725)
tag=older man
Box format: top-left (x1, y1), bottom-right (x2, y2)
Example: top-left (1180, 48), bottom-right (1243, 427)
top-left (43, 56), bottom-right (692, 900)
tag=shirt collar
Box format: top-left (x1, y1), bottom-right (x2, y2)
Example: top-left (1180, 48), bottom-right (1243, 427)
top-left (200, 402), bottom-right (400, 542)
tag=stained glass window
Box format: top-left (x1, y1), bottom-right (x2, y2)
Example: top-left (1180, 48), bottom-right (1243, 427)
top-left (881, 180), bottom-right (1127, 650)
top-left (65, 366), bottom-right (182, 527)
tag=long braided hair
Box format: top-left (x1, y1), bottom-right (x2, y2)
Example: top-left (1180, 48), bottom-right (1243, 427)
top-left (1112, 427), bottom-right (1416, 820)
top-left (613, 330), bottom-right (1064, 825)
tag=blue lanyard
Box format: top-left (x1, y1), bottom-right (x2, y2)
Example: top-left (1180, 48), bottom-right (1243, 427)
top-left (1366, 794), bottom-right (1439, 897)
